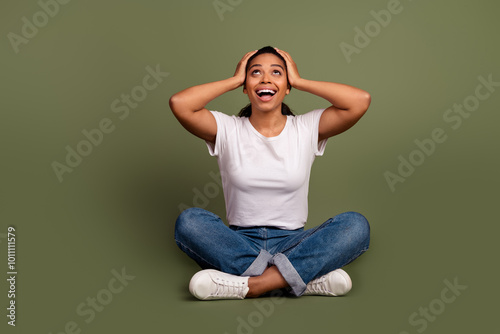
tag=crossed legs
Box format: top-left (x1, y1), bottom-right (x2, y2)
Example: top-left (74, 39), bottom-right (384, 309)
top-left (175, 208), bottom-right (370, 299)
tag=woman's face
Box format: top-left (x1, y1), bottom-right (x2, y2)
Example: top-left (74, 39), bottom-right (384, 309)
top-left (243, 53), bottom-right (290, 114)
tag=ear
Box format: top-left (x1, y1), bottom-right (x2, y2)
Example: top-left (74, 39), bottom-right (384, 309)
top-left (286, 87), bottom-right (290, 95)
top-left (243, 86), bottom-right (248, 95)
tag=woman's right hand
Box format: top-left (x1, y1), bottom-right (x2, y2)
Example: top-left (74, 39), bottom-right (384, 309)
top-left (233, 50), bottom-right (258, 87)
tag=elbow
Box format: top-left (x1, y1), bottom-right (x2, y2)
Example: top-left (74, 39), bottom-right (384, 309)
top-left (363, 92), bottom-right (371, 111)
top-left (349, 92), bottom-right (371, 120)
top-left (358, 91), bottom-right (371, 115)
top-left (169, 94), bottom-right (182, 115)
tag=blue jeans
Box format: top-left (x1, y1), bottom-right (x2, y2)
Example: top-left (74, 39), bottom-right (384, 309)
top-left (174, 207), bottom-right (370, 296)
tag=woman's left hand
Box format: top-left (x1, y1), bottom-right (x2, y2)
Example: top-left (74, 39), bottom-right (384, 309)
top-left (275, 48), bottom-right (302, 88)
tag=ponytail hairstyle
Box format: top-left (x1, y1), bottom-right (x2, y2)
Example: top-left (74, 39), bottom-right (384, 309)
top-left (238, 46), bottom-right (295, 117)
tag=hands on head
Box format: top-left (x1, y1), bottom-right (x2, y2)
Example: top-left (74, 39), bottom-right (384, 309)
top-left (233, 50), bottom-right (258, 87)
top-left (233, 47), bottom-right (302, 89)
top-left (273, 48), bottom-right (301, 88)
top-left (170, 45), bottom-right (371, 143)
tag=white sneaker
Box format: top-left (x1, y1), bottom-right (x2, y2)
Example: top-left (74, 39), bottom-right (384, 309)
top-left (303, 269), bottom-right (353, 296)
top-left (189, 269), bottom-right (250, 300)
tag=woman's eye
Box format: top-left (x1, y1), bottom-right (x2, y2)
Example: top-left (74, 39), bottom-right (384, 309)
top-left (273, 70), bottom-right (282, 75)
top-left (252, 70), bottom-right (261, 75)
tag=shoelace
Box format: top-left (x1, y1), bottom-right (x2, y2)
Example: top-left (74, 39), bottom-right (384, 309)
top-left (305, 276), bottom-right (328, 295)
top-left (212, 276), bottom-right (247, 298)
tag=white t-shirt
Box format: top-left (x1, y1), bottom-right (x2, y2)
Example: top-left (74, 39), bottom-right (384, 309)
top-left (206, 108), bottom-right (328, 230)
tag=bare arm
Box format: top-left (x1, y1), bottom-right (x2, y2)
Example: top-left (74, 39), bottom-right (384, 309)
top-left (169, 51), bottom-right (257, 143)
top-left (275, 49), bottom-right (371, 141)
top-left (294, 79), bottom-right (371, 141)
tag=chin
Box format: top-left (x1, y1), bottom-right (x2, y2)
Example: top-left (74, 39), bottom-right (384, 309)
top-left (252, 103), bottom-right (282, 114)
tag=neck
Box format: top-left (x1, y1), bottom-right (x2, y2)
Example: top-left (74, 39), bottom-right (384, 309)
top-left (249, 106), bottom-right (287, 137)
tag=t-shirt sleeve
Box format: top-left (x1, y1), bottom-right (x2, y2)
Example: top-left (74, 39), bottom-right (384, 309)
top-left (205, 110), bottom-right (230, 157)
top-left (298, 108), bottom-right (328, 156)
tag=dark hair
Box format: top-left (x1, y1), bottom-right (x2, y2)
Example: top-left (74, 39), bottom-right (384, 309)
top-left (238, 46), bottom-right (294, 117)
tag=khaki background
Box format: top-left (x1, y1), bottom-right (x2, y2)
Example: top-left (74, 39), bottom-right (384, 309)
top-left (1, 0), bottom-right (498, 333)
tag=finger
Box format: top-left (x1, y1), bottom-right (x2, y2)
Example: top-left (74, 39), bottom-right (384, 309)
top-left (243, 50), bottom-right (258, 60)
top-left (237, 50), bottom-right (256, 68)
top-left (241, 50), bottom-right (257, 66)
top-left (275, 47), bottom-right (289, 57)
top-left (275, 49), bottom-right (293, 64)
top-left (238, 51), bottom-right (257, 68)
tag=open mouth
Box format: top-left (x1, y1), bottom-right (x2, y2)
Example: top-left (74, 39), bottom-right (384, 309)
top-left (255, 89), bottom-right (277, 101)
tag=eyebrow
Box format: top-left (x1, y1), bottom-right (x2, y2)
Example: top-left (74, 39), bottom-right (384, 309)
top-left (249, 64), bottom-right (285, 71)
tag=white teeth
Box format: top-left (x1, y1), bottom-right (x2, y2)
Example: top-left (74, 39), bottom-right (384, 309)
top-left (257, 89), bottom-right (276, 94)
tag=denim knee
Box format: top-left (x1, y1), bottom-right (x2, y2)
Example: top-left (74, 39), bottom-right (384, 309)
top-left (174, 207), bottom-right (207, 244)
top-left (334, 211), bottom-right (370, 249)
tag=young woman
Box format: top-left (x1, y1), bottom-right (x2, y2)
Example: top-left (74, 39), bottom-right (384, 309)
top-left (170, 46), bottom-right (371, 300)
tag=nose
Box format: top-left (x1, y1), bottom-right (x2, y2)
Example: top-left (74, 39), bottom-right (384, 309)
top-left (261, 72), bottom-right (271, 83)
